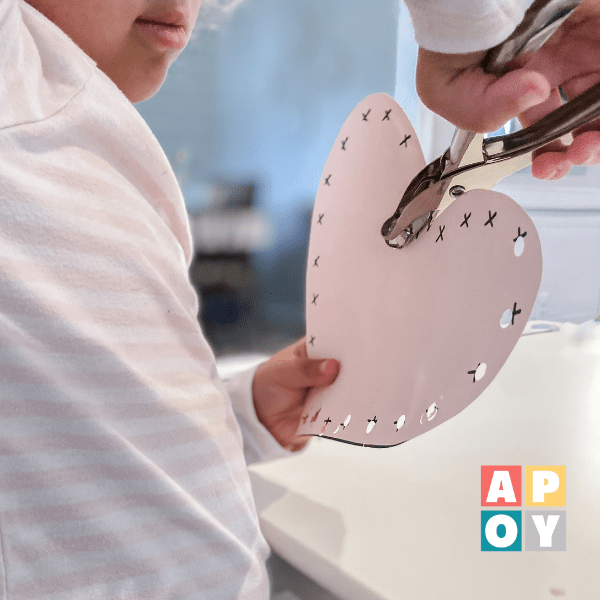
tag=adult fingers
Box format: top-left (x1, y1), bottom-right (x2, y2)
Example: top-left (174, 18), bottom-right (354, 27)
top-left (416, 49), bottom-right (551, 132)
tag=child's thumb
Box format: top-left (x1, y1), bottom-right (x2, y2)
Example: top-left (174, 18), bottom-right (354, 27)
top-left (274, 356), bottom-right (340, 390)
top-left (311, 358), bottom-right (339, 387)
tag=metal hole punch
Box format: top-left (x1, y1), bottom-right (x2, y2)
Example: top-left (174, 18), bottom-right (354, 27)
top-left (382, 0), bottom-right (600, 249)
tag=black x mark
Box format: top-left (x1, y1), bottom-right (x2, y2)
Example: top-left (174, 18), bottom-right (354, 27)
top-left (511, 302), bottom-right (522, 325)
top-left (362, 109), bottom-right (371, 121)
top-left (313, 256), bottom-right (320, 267)
top-left (436, 225), bottom-right (445, 243)
top-left (468, 364), bottom-right (481, 383)
top-left (400, 134), bottom-right (411, 148)
top-left (324, 174), bottom-right (331, 186)
top-left (461, 212), bottom-right (471, 228)
top-left (513, 227), bottom-right (527, 242)
top-left (485, 211), bottom-right (497, 227)
top-left (309, 335), bottom-right (315, 346)
top-left (317, 213), bottom-right (324, 225)
top-left (368, 416), bottom-right (377, 424)
top-left (324, 417), bottom-right (332, 425)
top-left (383, 109), bottom-right (392, 121)
top-left (341, 137), bottom-right (348, 151)
top-left (312, 294), bottom-right (319, 305)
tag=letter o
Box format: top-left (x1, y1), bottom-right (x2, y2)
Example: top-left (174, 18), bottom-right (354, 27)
top-left (485, 514), bottom-right (518, 548)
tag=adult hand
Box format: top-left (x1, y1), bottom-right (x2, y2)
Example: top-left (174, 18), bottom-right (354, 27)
top-left (252, 338), bottom-right (339, 452)
top-left (416, 0), bottom-right (600, 180)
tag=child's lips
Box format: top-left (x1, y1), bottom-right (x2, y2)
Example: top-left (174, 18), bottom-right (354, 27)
top-left (134, 18), bottom-right (188, 50)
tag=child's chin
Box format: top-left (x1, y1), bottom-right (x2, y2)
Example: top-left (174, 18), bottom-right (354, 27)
top-left (121, 70), bottom-right (169, 104)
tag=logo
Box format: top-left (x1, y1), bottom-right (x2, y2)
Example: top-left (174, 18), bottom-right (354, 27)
top-left (481, 466), bottom-right (566, 551)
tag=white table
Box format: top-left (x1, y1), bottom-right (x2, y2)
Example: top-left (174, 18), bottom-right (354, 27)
top-left (249, 323), bottom-right (600, 600)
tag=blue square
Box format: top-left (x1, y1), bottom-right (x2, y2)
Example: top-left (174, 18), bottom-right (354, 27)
top-left (481, 511), bottom-right (522, 551)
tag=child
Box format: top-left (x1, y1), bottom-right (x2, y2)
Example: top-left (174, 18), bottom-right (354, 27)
top-left (0, 0), bottom-right (598, 598)
top-left (0, 1), bottom-right (339, 598)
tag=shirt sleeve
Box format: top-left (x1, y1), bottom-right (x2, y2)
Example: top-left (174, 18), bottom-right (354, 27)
top-left (0, 0), bottom-right (17, 50)
top-left (0, 4), bottom-right (274, 597)
top-left (222, 365), bottom-right (296, 465)
top-left (0, 0), bottom-right (21, 112)
top-left (403, 0), bottom-right (536, 53)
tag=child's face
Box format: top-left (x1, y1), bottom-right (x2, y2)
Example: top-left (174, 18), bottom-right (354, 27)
top-left (25, 0), bottom-right (203, 102)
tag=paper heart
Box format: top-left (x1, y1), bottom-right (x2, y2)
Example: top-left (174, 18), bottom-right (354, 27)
top-left (299, 93), bottom-right (543, 448)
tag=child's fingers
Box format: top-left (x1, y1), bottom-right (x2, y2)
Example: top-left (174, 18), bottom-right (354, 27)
top-left (292, 338), bottom-right (308, 359)
top-left (266, 355), bottom-right (340, 390)
top-left (289, 338), bottom-right (339, 387)
top-left (295, 357), bottom-right (339, 389)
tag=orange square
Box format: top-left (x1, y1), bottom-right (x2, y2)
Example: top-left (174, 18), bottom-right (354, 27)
top-left (481, 465), bottom-right (522, 506)
top-left (525, 466), bottom-right (566, 507)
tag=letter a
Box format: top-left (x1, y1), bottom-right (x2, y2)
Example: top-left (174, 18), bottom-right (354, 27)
top-left (487, 471), bottom-right (517, 503)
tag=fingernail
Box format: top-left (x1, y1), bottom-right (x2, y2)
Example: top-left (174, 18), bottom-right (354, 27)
top-left (518, 90), bottom-right (546, 112)
top-left (538, 165), bottom-right (557, 179)
top-left (319, 360), bottom-right (333, 375)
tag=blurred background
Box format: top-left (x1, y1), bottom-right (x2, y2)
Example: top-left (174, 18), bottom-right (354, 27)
top-left (136, 0), bottom-right (600, 358)
top-left (137, 0), bottom-right (417, 356)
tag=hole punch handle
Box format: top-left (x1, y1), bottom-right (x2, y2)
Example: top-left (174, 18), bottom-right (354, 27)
top-left (483, 81), bottom-right (600, 164)
top-left (449, 0), bottom-right (586, 169)
top-left (482, 0), bottom-right (585, 76)
top-left (382, 0), bottom-right (590, 246)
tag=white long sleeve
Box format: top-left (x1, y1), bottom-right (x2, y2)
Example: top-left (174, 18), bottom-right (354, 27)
top-left (0, 1), bottom-right (289, 597)
top-left (403, 0), bottom-right (536, 53)
top-left (223, 366), bottom-right (295, 465)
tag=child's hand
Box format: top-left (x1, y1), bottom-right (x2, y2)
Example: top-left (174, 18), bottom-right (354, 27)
top-left (415, 0), bottom-right (600, 181)
top-left (252, 338), bottom-right (340, 452)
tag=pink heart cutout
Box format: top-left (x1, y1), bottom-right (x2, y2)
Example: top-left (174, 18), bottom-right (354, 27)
top-left (299, 93), bottom-right (543, 447)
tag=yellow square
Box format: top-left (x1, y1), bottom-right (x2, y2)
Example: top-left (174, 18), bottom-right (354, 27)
top-left (525, 466), bottom-right (566, 506)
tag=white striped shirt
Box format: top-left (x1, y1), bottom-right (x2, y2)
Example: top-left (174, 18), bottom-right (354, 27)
top-left (0, 1), bottom-right (288, 598)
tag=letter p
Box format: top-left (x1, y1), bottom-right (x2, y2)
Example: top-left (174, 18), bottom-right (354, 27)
top-left (526, 466), bottom-right (566, 507)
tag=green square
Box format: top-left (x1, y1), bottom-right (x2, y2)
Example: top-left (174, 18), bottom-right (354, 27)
top-left (481, 511), bottom-right (522, 551)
